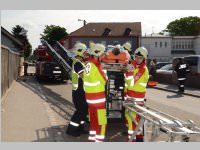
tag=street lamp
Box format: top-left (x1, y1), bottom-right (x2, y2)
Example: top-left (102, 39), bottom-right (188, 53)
top-left (78, 19), bottom-right (87, 26)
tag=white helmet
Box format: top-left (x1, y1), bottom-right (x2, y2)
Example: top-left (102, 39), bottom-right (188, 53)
top-left (73, 42), bottom-right (87, 57)
top-left (90, 43), bottom-right (105, 56)
top-left (134, 47), bottom-right (148, 59)
top-left (122, 42), bottom-right (132, 52)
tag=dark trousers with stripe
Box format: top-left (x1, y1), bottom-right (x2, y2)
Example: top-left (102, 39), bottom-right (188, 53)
top-left (178, 79), bottom-right (185, 92)
top-left (66, 90), bottom-right (88, 134)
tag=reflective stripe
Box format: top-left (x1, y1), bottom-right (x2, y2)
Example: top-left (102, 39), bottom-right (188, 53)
top-left (126, 76), bottom-right (133, 80)
top-left (127, 95), bottom-right (144, 101)
top-left (88, 136), bottom-right (96, 140)
top-left (87, 98), bottom-right (106, 104)
top-left (96, 135), bottom-right (105, 139)
top-left (180, 85), bottom-right (184, 87)
top-left (80, 121), bottom-right (85, 124)
top-left (128, 130), bottom-right (134, 134)
top-left (84, 81), bottom-right (100, 86)
top-left (73, 84), bottom-right (78, 88)
top-left (90, 131), bottom-right (96, 135)
top-left (78, 69), bottom-right (84, 74)
top-left (95, 140), bottom-right (103, 142)
top-left (178, 78), bottom-right (186, 80)
top-left (130, 79), bottom-right (134, 86)
top-left (119, 86), bottom-right (123, 89)
top-left (70, 121), bottom-right (79, 127)
top-left (139, 82), bottom-right (147, 87)
top-left (128, 136), bottom-right (136, 140)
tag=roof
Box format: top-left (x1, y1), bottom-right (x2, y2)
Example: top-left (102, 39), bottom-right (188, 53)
top-left (1, 27), bottom-right (23, 47)
top-left (143, 33), bottom-right (171, 38)
top-left (69, 22), bottom-right (141, 37)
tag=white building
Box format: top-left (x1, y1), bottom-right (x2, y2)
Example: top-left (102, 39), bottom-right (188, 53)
top-left (141, 34), bottom-right (200, 62)
top-left (171, 36), bottom-right (196, 58)
top-left (194, 36), bottom-right (200, 55)
top-left (141, 34), bottom-right (172, 62)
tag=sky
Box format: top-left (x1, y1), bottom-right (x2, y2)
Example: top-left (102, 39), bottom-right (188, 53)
top-left (1, 10), bottom-right (200, 49)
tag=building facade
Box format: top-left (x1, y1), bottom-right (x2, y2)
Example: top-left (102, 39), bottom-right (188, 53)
top-left (64, 22), bottom-right (142, 51)
top-left (63, 23), bottom-right (200, 62)
top-left (141, 34), bottom-right (172, 62)
top-left (141, 34), bottom-right (200, 62)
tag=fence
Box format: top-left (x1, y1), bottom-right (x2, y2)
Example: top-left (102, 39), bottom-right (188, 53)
top-left (1, 45), bottom-right (21, 98)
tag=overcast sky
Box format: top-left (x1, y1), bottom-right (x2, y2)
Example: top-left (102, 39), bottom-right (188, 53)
top-left (1, 10), bottom-right (200, 49)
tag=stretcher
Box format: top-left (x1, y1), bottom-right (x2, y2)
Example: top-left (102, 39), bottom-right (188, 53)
top-left (123, 99), bottom-right (200, 142)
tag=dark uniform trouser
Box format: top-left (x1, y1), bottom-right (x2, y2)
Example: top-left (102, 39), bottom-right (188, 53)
top-left (66, 89), bottom-right (88, 134)
top-left (178, 79), bottom-right (186, 92)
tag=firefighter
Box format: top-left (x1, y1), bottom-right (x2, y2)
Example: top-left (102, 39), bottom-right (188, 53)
top-left (174, 58), bottom-right (190, 93)
top-left (83, 43), bottom-right (107, 142)
top-left (122, 42), bottom-right (132, 60)
top-left (66, 43), bottom-right (88, 137)
top-left (124, 47), bottom-right (149, 142)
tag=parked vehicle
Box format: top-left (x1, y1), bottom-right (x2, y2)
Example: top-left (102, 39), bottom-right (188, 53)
top-left (156, 62), bottom-right (171, 70)
top-left (183, 55), bottom-right (200, 75)
top-left (34, 45), bottom-right (68, 81)
top-left (156, 64), bottom-right (173, 74)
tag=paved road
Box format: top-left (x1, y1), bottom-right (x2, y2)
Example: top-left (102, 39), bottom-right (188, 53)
top-left (2, 76), bottom-right (200, 142)
top-left (41, 78), bottom-right (200, 142)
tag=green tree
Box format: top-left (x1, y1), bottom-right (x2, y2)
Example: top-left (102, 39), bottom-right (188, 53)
top-left (40, 25), bottom-right (68, 45)
top-left (12, 25), bottom-right (32, 59)
top-left (163, 16), bottom-right (200, 36)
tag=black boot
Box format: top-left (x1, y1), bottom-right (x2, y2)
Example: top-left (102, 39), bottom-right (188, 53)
top-left (136, 135), bottom-right (144, 142)
top-left (79, 124), bottom-right (89, 134)
top-left (66, 125), bottom-right (81, 137)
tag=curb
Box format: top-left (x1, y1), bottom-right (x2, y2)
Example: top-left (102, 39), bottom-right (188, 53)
top-left (151, 86), bottom-right (200, 98)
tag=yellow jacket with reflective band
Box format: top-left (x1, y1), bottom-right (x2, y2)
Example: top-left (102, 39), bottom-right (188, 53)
top-left (126, 66), bottom-right (149, 93)
top-left (72, 58), bottom-right (85, 91)
top-left (83, 62), bottom-right (106, 94)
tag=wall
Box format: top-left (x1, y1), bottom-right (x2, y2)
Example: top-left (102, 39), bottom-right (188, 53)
top-left (1, 45), bottom-right (20, 98)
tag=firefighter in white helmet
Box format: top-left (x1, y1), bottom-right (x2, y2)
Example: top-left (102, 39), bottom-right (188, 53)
top-left (122, 42), bottom-right (131, 62)
top-left (66, 42), bottom-right (88, 137)
top-left (122, 42), bottom-right (132, 52)
top-left (124, 47), bottom-right (149, 142)
top-left (83, 43), bottom-right (107, 142)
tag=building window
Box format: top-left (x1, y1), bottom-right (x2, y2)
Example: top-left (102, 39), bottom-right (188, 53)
top-left (191, 42), bottom-right (193, 48)
top-left (155, 42), bottom-right (157, 47)
top-left (178, 42), bottom-right (181, 49)
top-left (176, 42), bottom-right (179, 49)
top-left (160, 42), bottom-right (162, 48)
top-left (165, 42), bottom-right (167, 48)
top-left (185, 42), bottom-right (188, 49)
top-left (182, 42), bottom-right (184, 49)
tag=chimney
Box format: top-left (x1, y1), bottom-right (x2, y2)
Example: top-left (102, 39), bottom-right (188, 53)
top-left (83, 20), bottom-right (86, 26)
